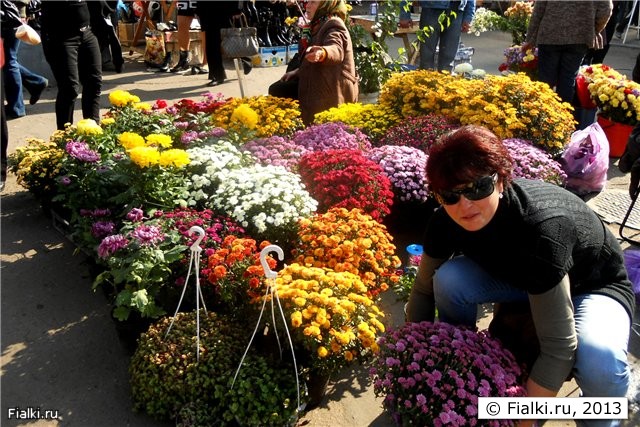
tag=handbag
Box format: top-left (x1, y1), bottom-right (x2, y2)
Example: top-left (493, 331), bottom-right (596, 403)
top-left (220, 14), bottom-right (259, 59)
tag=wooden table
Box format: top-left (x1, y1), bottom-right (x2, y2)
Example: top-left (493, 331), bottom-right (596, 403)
top-left (350, 14), bottom-right (421, 65)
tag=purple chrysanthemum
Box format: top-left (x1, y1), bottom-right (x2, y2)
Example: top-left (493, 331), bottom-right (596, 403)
top-left (130, 224), bottom-right (165, 246)
top-left (126, 208), bottom-right (145, 222)
top-left (97, 234), bottom-right (129, 258)
top-left (91, 221), bottom-right (116, 238)
top-left (292, 122), bottom-right (372, 152)
top-left (65, 141), bottom-right (100, 163)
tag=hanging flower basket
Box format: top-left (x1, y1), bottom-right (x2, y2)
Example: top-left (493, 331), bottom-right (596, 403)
top-left (597, 115), bottom-right (634, 158)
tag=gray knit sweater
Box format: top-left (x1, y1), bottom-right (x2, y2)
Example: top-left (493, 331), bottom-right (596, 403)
top-left (525, 0), bottom-right (613, 48)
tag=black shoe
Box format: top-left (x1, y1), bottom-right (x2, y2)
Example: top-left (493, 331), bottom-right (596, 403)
top-left (207, 78), bottom-right (225, 87)
top-left (29, 79), bottom-right (48, 105)
top-left (191, 65), bottom-right (209, 75)
top-left (114, 62), bottom-right (124, 73)
top-left (171, 51), bottom-right (190, 73)
top-left (242, 58), bottom-right (252, 75)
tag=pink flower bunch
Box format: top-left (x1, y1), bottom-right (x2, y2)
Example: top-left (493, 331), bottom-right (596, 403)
top-left (367, 145), bottom-right (429, 203)
top-left (376, 114), bottom-right (458, 154)
top-left (241, 135), bottom-right (310, 172)
top-left (503, 138), bottom-right (567, 186)
top-left (370, 321), bottom-right (526, 426)
top-left (65, 141), bottom-right (100, 163)
top-left (292, 122), bottom-right (372, 152)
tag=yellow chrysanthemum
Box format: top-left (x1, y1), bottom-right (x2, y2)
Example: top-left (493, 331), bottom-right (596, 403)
top-left (108, 89), bottom-right (140, 107)
top-left (128, 146), bottom-right (160, 168)
top-left (76, 118), bottom-right (103, 136)
top-left (119, 132), bottom-right (146, 150)
top-left (145, 133), bottom-right (173, 148)
top-left (133, 102), bottom-right (152, 111)
top-left (100, 117), bottom-right (115, 126)
top-left (230, 104), bottom-right (259, 130)
top-left (158, 149), bottom-right (190, 168)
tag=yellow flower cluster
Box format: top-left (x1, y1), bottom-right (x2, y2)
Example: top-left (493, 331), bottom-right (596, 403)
top-left (584, 64), bottom-right (640, 126)
top-left (212, 95), bottom-right (304, 139)
top-left (108, 89), bottom-right (141, 107)
top-left (313, 102), bottom-right (402, 140)
top-left (118, 131), bottom-right (189, 168)
top-left (504, 1), bottom-right (533, 21)
top-left (76, 118), bottom-right (103, 136)
top-left (379, 70), bottom-right (575, 154)
top-left (8, 138), bottom-right (64, 195)
top-left (230, 104), bottom-right (259, 130)
top-left (259, 262), bottom-right (385, 374)
top-left (295, 207), bottom-right (400, 298)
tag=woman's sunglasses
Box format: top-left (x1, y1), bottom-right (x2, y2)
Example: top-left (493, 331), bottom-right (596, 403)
top-left (434, 173), bottom-right (498, 205)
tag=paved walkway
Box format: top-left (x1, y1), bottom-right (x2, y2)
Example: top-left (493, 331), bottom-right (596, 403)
top-left (1, 29), bottom-right (640, 426)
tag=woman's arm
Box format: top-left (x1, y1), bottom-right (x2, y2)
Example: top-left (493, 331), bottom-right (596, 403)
top-left (527, 275), bottom-right (577, 392)
top-left (406, 254), bottom-right (446, 322)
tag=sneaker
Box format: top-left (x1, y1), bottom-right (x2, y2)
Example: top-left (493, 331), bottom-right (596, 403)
top-left (615, 31), bottom-right (622, 39)
top-left (29, 79), bottom-right (48, 105)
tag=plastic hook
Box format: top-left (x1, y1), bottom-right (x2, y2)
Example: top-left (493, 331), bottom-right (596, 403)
top-left (260, 244), bottom-right (284, 279)
top-left (189, 226), bottom-right (205, 252)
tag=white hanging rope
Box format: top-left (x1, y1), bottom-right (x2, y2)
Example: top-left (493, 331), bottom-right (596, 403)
top-left (165, 226), bottom-right (208, 361)
top-left (231, 244), bottom-right (301, 413)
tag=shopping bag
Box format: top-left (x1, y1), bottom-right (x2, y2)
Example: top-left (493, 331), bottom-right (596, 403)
top-left (220, 14), bottom-right (259, 59)
top-left (559, 122), bottom-right (609, 195)
top-left (143, 29), bottom-right (166, 67)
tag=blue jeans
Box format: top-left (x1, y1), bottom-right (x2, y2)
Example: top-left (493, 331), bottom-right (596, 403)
top-left (2, 32), bottom-right (47, 117)
top-left (537, 44), bottom-right (588, 104)
top-left (419, 8), bottom-right (464, 71)
top-left (433, 256), bottom-right (630, 427)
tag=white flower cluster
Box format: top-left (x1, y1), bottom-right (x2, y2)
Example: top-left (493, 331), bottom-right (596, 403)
top-left (468, 7), bottom-right (501, 36)
top-left (212, 164), bottom-right (318, 239)
top-left (185, 141), bottom-right (256, 205)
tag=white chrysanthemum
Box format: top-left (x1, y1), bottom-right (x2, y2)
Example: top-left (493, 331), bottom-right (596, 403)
top-left (454, 62), bottom-right (473, 74)
top-left (212, 164), bottom-right (318, 241)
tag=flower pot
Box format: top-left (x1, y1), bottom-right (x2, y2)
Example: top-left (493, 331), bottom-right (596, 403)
top-left (358, 91), bottom-right (379, 105)
top-left (575, 74), bottom-right (596, 109)
top-left (305, 371), bottom-right (330, 409)
top-left (597, 115), bottom-right (634, 158)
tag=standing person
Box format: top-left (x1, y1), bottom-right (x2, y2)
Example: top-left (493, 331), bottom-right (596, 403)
top-left (276, 0), bottom-right (357, 125)
top-left (40, 0), bottom-right (102, 130)
top-left (583, 0), bottom-right (622, 65)
top-left (88, 0), bottom-right (124, 73)
top-left (197, 1), bottom-right (249, 87)
top-left (171, 0), bottom-right (207, 74)
top-left (523, 0), bottom-right (613, 104)
top-left (408, 125), bottom-right (634, 427)
top-left (1, 0), bottom-right (48, 119)
top-left (399, 0), bottom-right (476, 72)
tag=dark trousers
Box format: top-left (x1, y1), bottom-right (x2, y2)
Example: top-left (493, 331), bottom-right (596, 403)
top-left (537, 44), bottom-right (588, 105)
top-left (1, 68), bottom-right (8, 183)
top-left (42, 29), bottom-right (102, 130)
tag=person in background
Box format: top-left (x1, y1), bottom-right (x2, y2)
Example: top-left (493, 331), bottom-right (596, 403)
top-left (582, 0), bottom-right (621, 65)
top-left (399, 0), bottom-right (476, 72)
top-left (1, 0), bottom-right (48, 119)
top-left (1, 35), bottom-right (7, 192)
top-left (40, 0), bottom-right (102, 130)
top-left (408, 125), bottom-right (634, 427)
top-left (619, 52), bottom-right (640, 200)
top-left (276, 0), bottom-right (357, 125)
top-left (197, 1), bottom-right (250, 87)
top-left (171, 0), bottom-right (207, 75)
top-left (523, 0), bottom-right (613, 104)
top-left (88, 0), bottom-right (124, 73)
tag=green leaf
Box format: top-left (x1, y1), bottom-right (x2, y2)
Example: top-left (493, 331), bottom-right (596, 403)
top-left (112, 305), bottom-right (131, 321)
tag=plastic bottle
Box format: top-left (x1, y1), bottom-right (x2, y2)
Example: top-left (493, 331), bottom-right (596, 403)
top-left (405, 244), bottom-right (423, 272)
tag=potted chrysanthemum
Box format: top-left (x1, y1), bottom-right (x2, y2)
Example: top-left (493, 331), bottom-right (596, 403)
top-left (252, 263), bottom-right (387, 406)
top-left (370, 321), bottom-right (527, 426)
top-left (293, 207), bottom-right (401, 298)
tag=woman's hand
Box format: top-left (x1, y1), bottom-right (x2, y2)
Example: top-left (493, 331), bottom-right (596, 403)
top-left (281, 69), bottom-right (299, 82)
top-left (304, 46), bottom-right (327, 63)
